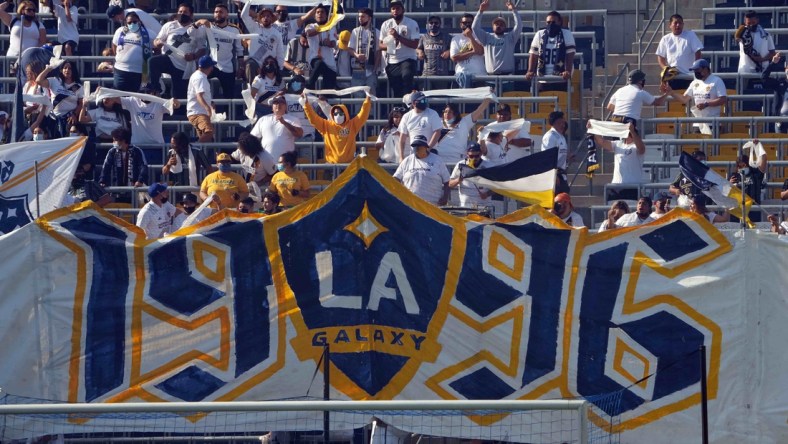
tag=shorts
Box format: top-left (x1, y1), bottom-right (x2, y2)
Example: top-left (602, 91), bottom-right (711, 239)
top-left (188, 114), bottom-right (214, 136)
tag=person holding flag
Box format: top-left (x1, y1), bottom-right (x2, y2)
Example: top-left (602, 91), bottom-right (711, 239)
top-left (728, 141), bottom-right (767, 222)
top-left (448, 143), bottom-right (491, 208)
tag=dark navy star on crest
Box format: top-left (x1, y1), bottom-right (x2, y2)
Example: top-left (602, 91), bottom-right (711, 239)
top-left (0, 194), bottom-right (34, 234)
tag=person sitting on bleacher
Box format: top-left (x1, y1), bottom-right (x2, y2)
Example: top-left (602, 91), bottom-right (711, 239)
top-left (597, 200), bottom-right (629, 232)
top-left (148, 3), bottom-right (207, 100)
top-left (450, 13), bottom-right (485, 89)
top-left (615, 196), bottom-right (655, 228)
top-left (526, 10), bottom-right (575, 92)
top-left (655, 14), bottom-right (703, 90)
top-left (551, 192), bottom-right (585, 228)
top-left (0, 1), bottom-right (46, 72)
top-left (251, 56), bottom-right (285, 115)
top-left (663, 59), bottom-right (726, 135)
top-left (376, 107), bottom-right (405, 164)
top-left (669, 149), bottom-right (706, 208)
top-left (592, 122), bottom-right (645, 202)
top-left (607, 69), bottom-right (668, 128)
top-left (650, 193), bottom-right (671, 219)
top-left (111, 11), bottom-right (152, 93)
top-left (472, 0), bottom-right (521, 76)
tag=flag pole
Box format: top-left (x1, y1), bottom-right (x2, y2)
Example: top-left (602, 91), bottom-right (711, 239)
top-left (34, 160), bottom-right (41, 219)
top-left (740, 173), bottom-right (747, 230)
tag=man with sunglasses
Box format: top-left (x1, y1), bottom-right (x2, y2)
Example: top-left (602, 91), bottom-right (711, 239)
top-left (450, 13), bottom-right (485, 89)
top-left (449, 143), bottom-right (491, 208)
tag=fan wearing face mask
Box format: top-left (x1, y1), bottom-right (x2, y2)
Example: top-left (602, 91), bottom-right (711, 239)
top-left (302, 93), bottom-right (372, 164)
top-left (525, 10), bottom-right (576, 91)
top-left (663, 59), bottom-right (727, 134)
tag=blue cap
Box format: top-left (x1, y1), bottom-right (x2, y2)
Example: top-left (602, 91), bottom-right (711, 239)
top-left (148, 183), bottom-right (167, 198)
top-left (410, 91), bottom-right (426, 103)
top-left (690, 59), bottom-right (710, 71)
top-left (198, 55), bottom-right (217, 68)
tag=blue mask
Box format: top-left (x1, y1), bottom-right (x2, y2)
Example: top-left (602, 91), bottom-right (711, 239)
top-left (128, 23), bottom-right (140, 33)
top-left (276, 163), bottom-right (285, 172)
top-left (291, 81), bottom-right (302, 91)
top-left (218, 163), bottom-right (232, 173)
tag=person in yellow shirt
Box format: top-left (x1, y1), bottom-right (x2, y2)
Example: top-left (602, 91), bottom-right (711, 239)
top-left (200, 153), bottom-right (249, 209)
top-left (268, 151), bottom-right (310, 207)
top-left (302, 93), bottom-right (372, 163)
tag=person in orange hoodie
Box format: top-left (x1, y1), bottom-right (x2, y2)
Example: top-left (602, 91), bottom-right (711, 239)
top-left (301, 93), bottom-right (372, 163)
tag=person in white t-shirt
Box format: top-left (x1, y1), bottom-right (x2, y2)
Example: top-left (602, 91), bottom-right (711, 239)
top-left (251, 56), bottom-right (285, 116)
top-left (148, 5), bottom-right (207, 99)
top-left (551, 192), bottom-right (585, 228)
top-left (379, 0), bottom-right (420, 98)
top-left (436, 99), bottom-right (490, 166)
top-left (272, 5), bottom-right (316, 46)
top-left (656, 14), bottom-right (703, 89)
top-left (607, 70), bottom-right (668, 125)
top-left (187, 55), bottom-right (216, 143)
top-left (450, 13), bottom-right (485, 89)
top-left (239, 4), bottom-right (285, 84)
top-left (0, 1), bottom-right (46, 61)
top-left (592, 122), bottom-right (646, 201)
top-left (526, 11), bottom-right (576, 91)
top-left (376, 107), bottom-right (406, 164)
top-left (480, 131), bottom-right (506, 167)
top-left (251, 95), bottom-right (304, 161)
top-left (51, 0), bottom-right (78, 55)
top-left (80, 97), bottom-right (128, 142)
top-left (120, 90), bottom-right (180, 145)
top-left (664, 58), bottom-right (727, 134)
top-left (650, 193), bottom-right (671, 219)
top-left (394, 135), bottom-right (450, 205)
top-left (137, 183), bottom-right (182, 239)
top-left (542, 111), bottom-right (572, 193)
top-left (398, 91), bottom-right (442, 160)
top-left (616, 196), bottom-right (656, 227)
top-left (35, 60), bottom-right (83, 138)
top-left (735, 10), bottom-right (776, 75)
top-left (111, 11), bottom-right (152, 93)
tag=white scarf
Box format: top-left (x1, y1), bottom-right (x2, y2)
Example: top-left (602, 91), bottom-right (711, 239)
top-left (304, 86), bottom-right (377, 99)
top-left (94, 86), bottom-right (175, 115)
top-left (0, 94), bottom-right (51, 106)
top-left (420, 86), bottom-right (497, 101)
top-left (586, 119), bottom-right (631, 138)
top-left (168, 148), bottom-right (199, 187)
top-left (237, 0), bottom-right (320, 5)
top-left (181, 193), bottom-right (216, 228)
top-left (743, 140), bottom-right (767, 168)
top-left (162, 43), bottom-right (195, 79)
top-left (478, 118), bottom-right (528, 141)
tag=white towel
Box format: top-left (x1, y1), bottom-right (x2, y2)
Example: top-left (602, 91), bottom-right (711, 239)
top-left (586, 119), bottom-right (631, 138)
top-left (94, 87), bottom-right (175, 115)
top-left (304, 86), bottom-right (377, 100)
top-left (743, 140), bottom-right (767, 167)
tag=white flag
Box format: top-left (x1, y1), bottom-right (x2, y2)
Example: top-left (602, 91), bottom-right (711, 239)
top-left (0, 137), bottom-right (86, 235)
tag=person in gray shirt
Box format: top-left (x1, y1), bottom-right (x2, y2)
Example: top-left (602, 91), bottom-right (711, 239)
top-left (472, 0), bottom-right (522, 75)
top-left (417, 16), bottom-right (452, 90)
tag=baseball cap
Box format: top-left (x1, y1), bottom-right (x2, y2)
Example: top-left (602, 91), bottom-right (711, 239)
top-left (492, 16), bottom-right (506, 25)
top-left (217, 152), bottom-right (232, 162)
top-left (181, 193), bottom-right (198, 204)
top-left (411, 135), bottom-right (430, 148)
top-left (390, 0), bottom-right (404, 7)
top-left (148, 183), bottom-right (168, 198)
top-left (410, 91), bottom-right (426, 103)
top-left (0, 111), bottom-right (8, 120)
top-left (690, 59), bottom-right (710, 71)
top-left (198, 55), bottom-right (217, 69)
top-left (107, 5), bottom-right (123, 19)
top-left (259, 7), bottom-right (274, 16)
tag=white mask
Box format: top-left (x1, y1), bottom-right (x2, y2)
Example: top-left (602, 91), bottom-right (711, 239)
top-left (32, 133), bottom-right (43, 141)
top-left (334, 114), bottom-right (345, 125)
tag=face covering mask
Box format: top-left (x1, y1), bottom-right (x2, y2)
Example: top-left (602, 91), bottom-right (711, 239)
top-left (290, 81), bottom-right (302, 91)
top-left (700, 160), bottom-right (708, 165)
top-left (215, 17), bottom-right (226, 25)
top-left (694, 71), bottom-right (704, 80)
top-left (460, 23), bottom-right (470, 31)
top-left (128, 22), bottom-right (140, 33)
top-left (32, 133), bottom-right (43, 141)
top-left (160, 197), bottom-right (168, 204)
top-left (748, 24), bottom-right (758, 32)
top-left (264, 63), bottom-right (277, 73)
top-left (467, 157), bottom-right (481, 168)
top-left (218, 163), bottom-right (232, 172)
top-left (69, 132), bottom-right (79, 137)
top-left (428, 24), bottom-right (440, 33)
top-left (179, 14), bottom-right (191, 25)
top-left (739, 167), bottom-right (750, 176)
top-left (184, 206), bottom-right (196, 214)
top-left (415, 100), bottom-right (428, 111)
top-left (112, 143), bottom-right (120, 150)
top-left (334, 114), bottom-right (345, 124)
top-left (276, 163), bottom-right (285, 172)
top-left (547, 22), bottom-right (561, 37)
top-left (23, 14), bottom-right (33, 21)
top-left (278, 11), bottom-right (288, 20)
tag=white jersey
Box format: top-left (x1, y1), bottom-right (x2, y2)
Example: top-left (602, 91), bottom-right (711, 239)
top-left (48, 78), bottom-right (83, 117)
top-left (615, 212), bottom-right (655, 228)
top-left (87, 107), bottom-right (124, 139)
top-left (393, 152), bottom-right (450, 205)
top-left (187, 69), bottom-right (212, 117)
top-left (120, 97), bottom-right (167, 144)
top-left (210, 23), bottom-right (243, 73)
top-left (450, 34), bottom-right (486, 75)
top-left (136, 201), bottom-right (178, 239)
top-left (612, 140), bottom-right (645, 184)
top-left (231, 148), bottom-right (276, 183)
top-left (528, 28), bottom-right (576, 75)
top-left (398, 108), bottom-right (443, 149)
top-left (436, 114), bottom-right (476, 166)
top-left (113, 27), bottom-right (146, 74)
top-left (481, 140), bottom-right (507, 167)
top-left (54, 4), bottom-right (79, 43)
top-left (684, 74), bottom-right (727, 117)
top-left (348, 26), bottom-right (380, 75)
top-left (738, 26), bottom-right (775, 73)
top-left (503, 128), bottom-right (533, 163)
top-left (251, 114), bottom-right (302, 160)
top-left (251, 75), bottom-right (285, 101)
top-left (608, 84), bottom-right (656, 120)
top-left (273, 19), bottom-right (300, 46)
top-left (156, 20), bottom-right (207, 75)
top-left (379, 16), bottom-right (420, 64)
top-left (541, 127), bottom-right (569, 170)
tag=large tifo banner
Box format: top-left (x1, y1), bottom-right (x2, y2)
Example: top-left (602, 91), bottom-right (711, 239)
top-left (0, 157), bottom-right (786, 443)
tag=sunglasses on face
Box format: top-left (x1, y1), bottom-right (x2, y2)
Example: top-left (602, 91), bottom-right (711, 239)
top-left (24, 8), bottom-right (36, 12)
top-left (332, 110), bottom-right (345, 116)
top-left (467, 155), bottom-right (481, 159)
top-left (460, 21), bottom-right (472, 25)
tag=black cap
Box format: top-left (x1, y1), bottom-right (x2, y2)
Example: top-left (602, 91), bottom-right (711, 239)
top-left (411, 135), bottom-right (429, 147)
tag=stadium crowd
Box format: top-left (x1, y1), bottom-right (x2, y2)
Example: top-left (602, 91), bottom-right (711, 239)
top-left (1, 0), bottom-right (787, 238)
